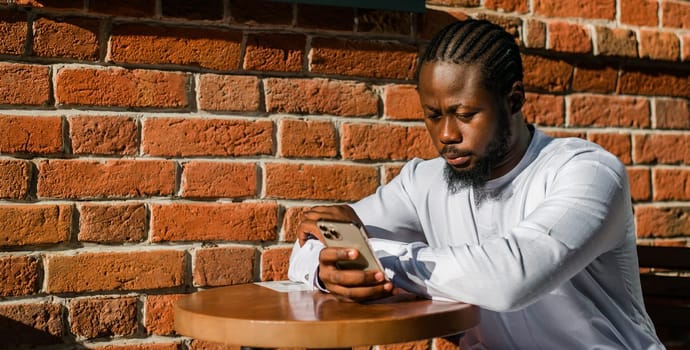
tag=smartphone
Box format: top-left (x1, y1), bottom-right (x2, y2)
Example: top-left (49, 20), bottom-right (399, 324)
top-left (316, 220), bottom-right (386, 273)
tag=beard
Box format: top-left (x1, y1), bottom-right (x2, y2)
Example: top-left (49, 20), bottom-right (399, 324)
top-left (443, 114), bottom-right (512, 193)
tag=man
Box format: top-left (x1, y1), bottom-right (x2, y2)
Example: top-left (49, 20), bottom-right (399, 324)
top-left (288, 19), bottom-right (663, 349)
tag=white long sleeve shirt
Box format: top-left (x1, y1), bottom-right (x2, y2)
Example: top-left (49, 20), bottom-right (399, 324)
top-left (288, 128), bottom-right (663, 349)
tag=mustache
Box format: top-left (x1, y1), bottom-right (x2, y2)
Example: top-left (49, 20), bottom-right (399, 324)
top-left (440, 145), bottom-right (472, 158)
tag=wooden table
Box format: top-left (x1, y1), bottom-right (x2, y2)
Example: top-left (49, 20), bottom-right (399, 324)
top-left (174, 281), bottom-right (479, 348)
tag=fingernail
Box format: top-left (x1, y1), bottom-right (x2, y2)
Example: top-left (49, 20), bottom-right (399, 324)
top-left (348, 250), bottom-right (356, 258)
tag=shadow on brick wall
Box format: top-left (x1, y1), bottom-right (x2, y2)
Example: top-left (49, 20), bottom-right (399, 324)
top-left (0, 315), bottom-right (86, 349)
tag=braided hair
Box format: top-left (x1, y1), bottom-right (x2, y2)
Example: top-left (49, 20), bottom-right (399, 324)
top-left (419, 19), bottom-right (523, 98)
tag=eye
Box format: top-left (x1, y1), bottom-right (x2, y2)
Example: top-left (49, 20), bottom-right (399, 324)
top-left (455, 112), bottom-right (476, 121)
top-left (425, 113), bottom-right (441, 120)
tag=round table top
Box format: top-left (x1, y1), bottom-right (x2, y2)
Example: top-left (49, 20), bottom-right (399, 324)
top-left (174, 281), bottom-right (479, 348)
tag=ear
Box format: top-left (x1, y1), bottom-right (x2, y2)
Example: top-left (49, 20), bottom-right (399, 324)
top-left (508, 81), bottom-right (525, 114)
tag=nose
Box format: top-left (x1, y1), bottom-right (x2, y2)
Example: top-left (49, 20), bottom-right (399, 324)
top-left (438, 116), bottom-right (462, 144)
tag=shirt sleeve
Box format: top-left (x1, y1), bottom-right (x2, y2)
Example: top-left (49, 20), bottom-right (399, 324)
top-left (287, 239), bottom-right (324, 289)
top-left (363, 151), bottom-right (633, 312)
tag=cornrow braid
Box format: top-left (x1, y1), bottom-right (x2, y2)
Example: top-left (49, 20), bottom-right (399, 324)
top-left (419, 19), bottom-right (523, 97)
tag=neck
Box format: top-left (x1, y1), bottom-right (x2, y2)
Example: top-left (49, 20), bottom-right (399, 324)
top-left (489, 116), bottom-right (532, 179)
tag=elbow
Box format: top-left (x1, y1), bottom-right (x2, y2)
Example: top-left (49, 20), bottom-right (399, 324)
top-left (479, 287), bottom-right (540, 312)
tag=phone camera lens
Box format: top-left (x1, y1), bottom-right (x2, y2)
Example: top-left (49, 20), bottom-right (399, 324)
top-left (330, 230), bottom-right (342, 240)
top-left (324, 232), bottom-right (333, 239)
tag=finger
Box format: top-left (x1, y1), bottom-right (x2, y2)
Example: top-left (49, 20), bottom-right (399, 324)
top-left (319, 247), bottom-right (357, 264)
top-left (319, 258), bottom-right (387, 286)
top-left (325, 282), bottom-right (394, 302)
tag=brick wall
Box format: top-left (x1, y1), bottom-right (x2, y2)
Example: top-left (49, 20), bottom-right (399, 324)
top-left (0, 0), bottom-right (688, 349)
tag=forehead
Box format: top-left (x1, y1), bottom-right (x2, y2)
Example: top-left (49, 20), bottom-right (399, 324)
top-left (417, 61), bottom-right (493, 107)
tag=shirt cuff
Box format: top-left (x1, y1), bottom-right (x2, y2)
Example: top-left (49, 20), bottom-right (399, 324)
top-left (287, 239), bottom-right (324, 289)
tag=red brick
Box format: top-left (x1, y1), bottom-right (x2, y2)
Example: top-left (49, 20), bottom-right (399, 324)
top-left (655, 98), bottom-right (690, 129)
top-left (662, 0), bottom-right (690, 29)
top-left (69, 297), bottom-right (137, 339)
top-left (635, 205), bottom-right (690, 238)
top-left (523, 93), bottom-right (564, 126)
top-left (0, 63), bottom-right (51, 105)
top-left (0, 204), bottom-right (71, 246)
top-left (548, 22), bottom-right (592, 54)
top-left (89, 0), bottom-right (156, 17)
top-left (143, 118), bottom-right (272, 157)
top-left (525, 19), bottom-right (546, 49)
top-left (110, 24), bottom-right (242, 70)
top-left (595, 27), bottom-right (637, 58)
top-left (639, 30), bottom-right (680, 61)
top-left (189, 340), bottom-right (240, 350)
top-left (310, 38), bottom-right (417, 80)
top-left (634, 133), bottom-right (690, 164)
top-left (162, 0), bottom-right (223, 20)
top-left (522, 54), bottom-right (573, 92)
top-left (546, 130), bottom-right (587, 139)
top-left (485, 0), bottom-right (528, 13)
top-left (653, 168), bottom-right (690, 201)
top-left (145, 294), bottom-right (185, 336)
top-left (627, 167), bottom-right (651, 202)
top-left (297, 4), bottom-right (355, 31)
top-left (568, 94), bottom-right (650, 128)
top-left (534, 0), bottom-right (615, 19)
top-left (198, 74), bottom-right (260, 112)
top-left (56, 67), bottom-right (189, 109)
top-left (0, 159), bottom-right (31, 199)
top-left (265, 163), bottom-right (378, 201)
top-left (79, 203), bottom-right (147, 243)
top-left (0, 10), bottom-right (27, 55)
top-left (0, 303), bottom-right (63, 347)
top-left (46, 250), bottom-right (185, 293)
top-left (620, 0), bottom-right (659, 26)
top-left (379, 340), bottom-right (429, 350)
top-left (341, 123), bottom-right (436, 161)
top-left (572, 65), bottom-right (617, 93)
top-left (181, 161), bottom-right (257, 198)
top-left (587, 132), bottom-right (632, 164)
top-left (38, 159), bottom-right (175, 199)
top-left (244, 33), bottom-right (305, 72)
top-left (69, 115), bottom-right (138, 155)
top-left (151, 202), bottom-right (278, 242)
top-left (264, 78), bottom-right (378, 116)
top-left (619, 69), bottom-right (690, 98)
top-left (435, 337), bottom-right (458, 350)
top-left (417, 9), bottom-right (469, 41)
top-left (385, 164), bottom-right (405, 183)
top-left (261, 246), bottom-right (293, 281)
top-left (357, 10), bottom-right (412, 36)
top-left (0, 115), bottom-right (62, 154)
top-left (473, 14), bottom-right (522, 41)
top-left (229, 0), bottom-right (293, 26)
top-left (383, 85), bottom-right (423, 120)
top-left (0, 256), bottom-right (40, 297)
top-left (33, 16), bottom-right (100, 60)
top-left (193, 246), bottom-right (255, 287)
top-left (281, 206), bottom-right (309, 242)
top-left (278, 119), bottom-right (337, 158)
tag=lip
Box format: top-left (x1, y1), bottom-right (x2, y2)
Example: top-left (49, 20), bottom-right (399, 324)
top-left (442, 150), bottom-right (472, 167)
